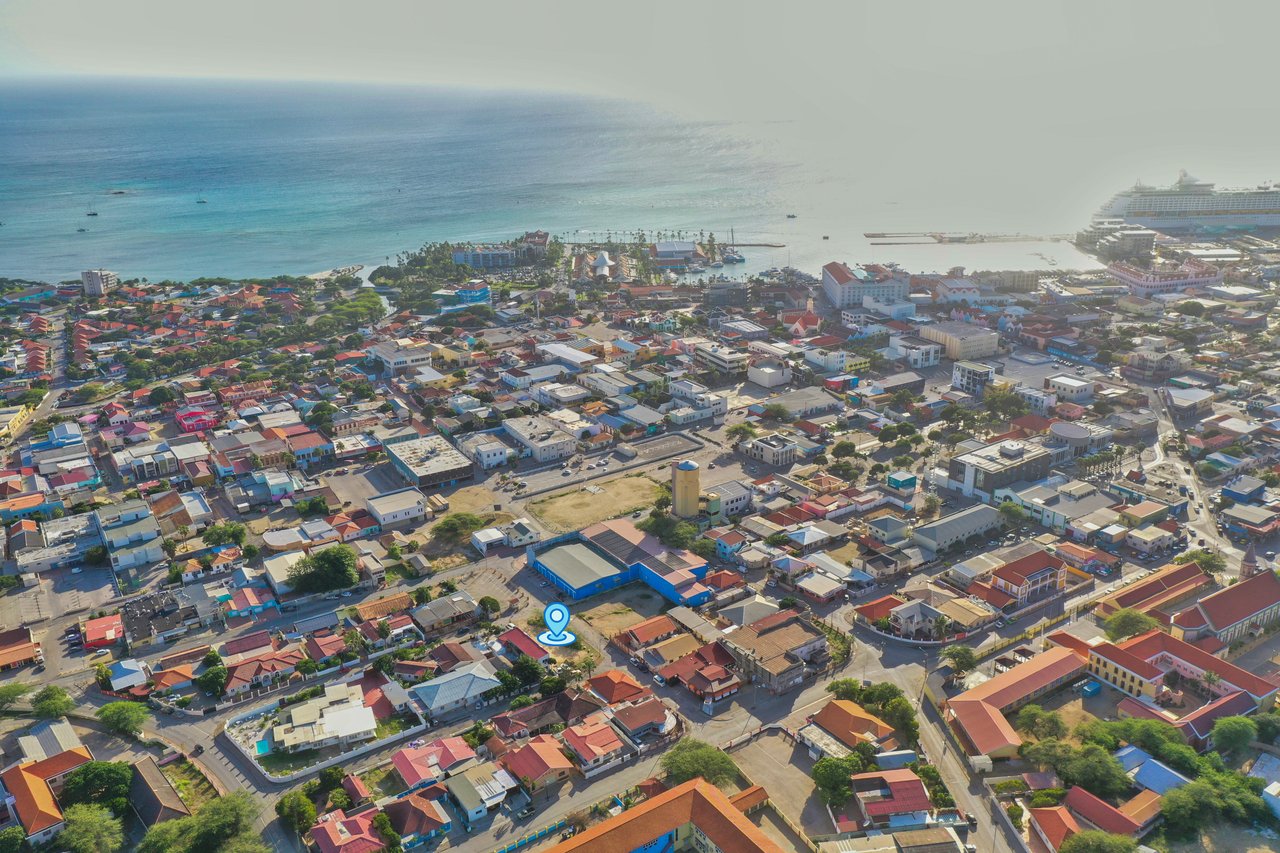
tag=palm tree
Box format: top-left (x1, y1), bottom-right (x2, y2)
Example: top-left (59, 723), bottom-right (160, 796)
top-left (933, 615), bottom-right (951, 640)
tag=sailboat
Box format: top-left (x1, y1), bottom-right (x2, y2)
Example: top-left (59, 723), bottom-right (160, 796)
top-left (196, 189), bottom-right (207, 204)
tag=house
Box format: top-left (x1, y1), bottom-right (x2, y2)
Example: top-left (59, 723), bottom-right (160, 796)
top-left (411, 592), bottom-right (480, 636)
top-left (0, 747), bottom-right (93, 845)
top-left (410, 660), bottom-right (501, 719)
top-left (355, 591), bottom-right (414, 623)
top-left (309, 809), bottom-right (383, 853)
top-left (844, 768), bottom-right (933, 829)
top-left (615, 615), bottom-right (680, 652)
top-left (799, 699), bottom-right (896, 759)
top-left (391, 737), bottom-right (477, 790)
top-left (989, 550), bottom-right (1065, 606)
top-left (586, 670), bottom-right (652, 707)
top-left (1028, 805), bottom-right (1081, 852)
top-left (500, 735), bottom-right (575, 792)
top-left (107, 658), bottom-right (150, 692)
top-left (82, 614), bottom-right (124, 649)
top-left (428, 641), bottom-right (484, 673)
top-left (562, 712), bottom-right (626, 769)
top-left (497, 627), bottom-right (551, 664)
top-left (491, 689), bottom-right (608, 739)
top-left (384, 791), bottom-right (452, 847)
top-left (271, 683), bottom-right (378, 753)
top-left (445, 762), bottom-right (519, 823)
top-left (130, 755), bottom-right (192, 827)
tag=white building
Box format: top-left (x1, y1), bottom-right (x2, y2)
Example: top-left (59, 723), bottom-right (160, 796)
top-left (951, 361), bottom-right (997, 396)
top-left (367, 488), bottom-right (428, 528)
top-left (1046, 374), bottom-right (1094, 404)
top-left (691, 342), bottom-right (748, 375)
top-left (822, 262), bottom-right (910, 309)
top-left (1014, 386), bottom-right (1057, 416)
top-left (459, 434), bottom-right (514, 470)
top-left (885, 335), bottom-right (941, 369)
top-left (740, 433), bottom-right (799, 467)
top-left (368, 338), bottom-right (435, 375)
top-left (503, 415), bottom-right (576, 462)
top-left (81, 269), bottom-right (118, 297)
top-left (747, 358), bottom-right (793, 388)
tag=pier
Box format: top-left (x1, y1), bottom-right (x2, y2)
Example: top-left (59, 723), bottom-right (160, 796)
top-left (864, 231), bottom-right (1071, 245)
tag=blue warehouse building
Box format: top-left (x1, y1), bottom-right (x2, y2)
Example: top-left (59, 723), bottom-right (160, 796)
top-left (528, 519), bottom-right (711, 606)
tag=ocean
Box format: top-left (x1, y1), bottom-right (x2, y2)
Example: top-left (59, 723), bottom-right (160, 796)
top-left (0, 78), bottom-right (1106, 283)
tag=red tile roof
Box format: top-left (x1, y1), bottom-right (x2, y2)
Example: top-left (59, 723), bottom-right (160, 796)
top-left (1120, 629), bottom-right (1278, 700)
top-left (1175, 569), bottom-right (1280, 633)
top-left (1062, 786), bottom-right (1140, 835)
top-left (1089, 642), bottom-right (1163, 680)
top-left (850, 768), bottom-right (932, 819)
top-left (1029, 805), bottom-right (1081, 850)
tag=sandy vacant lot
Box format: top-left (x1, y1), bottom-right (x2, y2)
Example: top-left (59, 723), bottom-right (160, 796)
top-left (1182, 826), bottom-right (1280, 853)
top-left (527, 475), bottom-right (661, 534)
top-left (576, 584), bottom-right (665, 637)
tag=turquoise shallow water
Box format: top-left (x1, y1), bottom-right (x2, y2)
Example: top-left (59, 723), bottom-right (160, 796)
top-left (0, 78), bottom-right (1105, 283)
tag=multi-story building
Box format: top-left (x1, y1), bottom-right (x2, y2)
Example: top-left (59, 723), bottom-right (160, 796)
top-left (720, 609), bottom-right (828, 693)
top-left (386, 435), bottom-right (474, 490)
top-left (451, 245), bottom-right (517, 269)
top-left (990, 551), bottom-right (1066, 605)
top-left (951, 361), bottom-right (997, 396)
top-left (1046, 373), bottom-right (1094, 404)
top-left (1107, 258), bottom-right (1222, 297)
top-left (94, 500), bottom-right (164, 571)
top-left (911, 505), bottom-right (1003, 554)
top-left (746, 358), bottom-right (792, 388)
top-left (367, 488), bottom-right (428, 529)
top-left (945, 439), bottom-right (1052, 500)
top-left (739, 433), bottom-right (800, 467)
top-left (886, 334), bottom-right (941, 369)
top-left (691, 342), bottom-right (748, 375)
top-left (821, 262), bottom-right (909, 308)
top-left (920, 321), bottom-right (1000, 360)
top-left (1014, 386), bottom-right (1057, 416)
top-left (80, 269), bottom-right (117, 297)
top-left (503, 415), bottom-right (576, 462)
top-left (368, 339), bottom-right (434, 375)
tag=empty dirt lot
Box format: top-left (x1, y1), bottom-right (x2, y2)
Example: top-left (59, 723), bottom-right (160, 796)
top-left (575, 584), bottom-right (666, 637)
top-left (526, 475), bottom-right (661, 533)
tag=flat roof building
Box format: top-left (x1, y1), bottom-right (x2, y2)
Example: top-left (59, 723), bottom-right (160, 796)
top-left (387, 435), bottom-right (474, 490)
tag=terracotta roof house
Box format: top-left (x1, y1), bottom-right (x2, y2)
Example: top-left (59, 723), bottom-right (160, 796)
top-left (499, 735), bottom-right (574, 791)
top-left (392, 737), bottom-right (478, 790)
top-left (610, 697), bottom-right (669, 739)
top-left (809, 699), bottom-right (896, 750)
top-left (841, 768), bottom-right (933, 830)
top-left (491, 688), bottom-right (607, 739)
top-left (429, 641), bottom-right (484, 673)
top-left (355, 591), bottom-right (414, 622)
top-left (562, 712), bottom-right (626, 768)
top-left (304, 631), bottom-right (349, 663)
top-left (309, 809), bottom-right (383, 853)
top-left (130, 755), bottom-right (192, 827)
top-left (497, 627), bottom-right (551, 664)
top-left (545, 779), bottom-right (783, 853)
top-left (1061, 786), bottom-right (1140, 836)
top-left (0, 747), bottom-right (93, 845)
top-left (383, 791), bottom-right (452, 846)
top-left (616, 614), bottom-right (680, 651)
top-left (586, 670), bottom-right (652, 707)
top-left (1028, 805), bottom-right (1081, 851)
top-left (1093, 560), bottom-right (1213, 622)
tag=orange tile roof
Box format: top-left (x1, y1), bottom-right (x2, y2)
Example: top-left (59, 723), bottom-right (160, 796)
top-left (354, 592), bottom-right (413, 621)
top-left (1029, 805), bottom-right (1080, 850)
top-left (499, 735), bottom-right (573, 785)
top-left (546, 779), bottom-right (782, 853)
top-left (1, 747), bottom-right (92, 835)
top-left (812, 699), bottom-right (894, 748)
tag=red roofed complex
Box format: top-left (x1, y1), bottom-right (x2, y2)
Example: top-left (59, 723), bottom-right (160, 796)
top-left (990, 550), bottom-right (1065, 605)
top-left (1061, 786), bottom-right (1140, 836)
top-left (1028, 805), bottom-right (1081, 851)
top-left (562, 712), bottom-right (625, 767)
top-left (309, 809), bottom-right (383, 853)
top-left (1170, 568), bottom-right (1280, 646)
top-left (499, 735), bottom-right (574, 791)
top-left (497, 626), bottom-right (551, 664)
top-left (82, 614), bottom-right (124, 649)
top-left (945, 646), bottom-right (1087, 761)
top-left (586, 670), bottom-right (652, 706)
top-left (0, 747), bottom-right (93, 844)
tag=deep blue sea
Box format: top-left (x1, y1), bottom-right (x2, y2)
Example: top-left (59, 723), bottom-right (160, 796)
top-left (0, 79), bottom-right (1102, 283)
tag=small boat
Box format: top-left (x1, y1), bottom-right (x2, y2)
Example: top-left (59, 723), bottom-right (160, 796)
top-left (86, 210), bottom-right (98, 217)
top-left (786, 213), bottom-right (797, 219)
top-left (710, 261), bottom-right (725, 269)
top-left (196, 198), bottom-right (207, 204)
top-left (77, 228), bottom-right (87, 233)
top-left (823, 235), bottom-right (830, 240)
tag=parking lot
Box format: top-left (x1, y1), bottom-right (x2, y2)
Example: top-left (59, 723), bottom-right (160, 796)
top-left (730, 733), bottom-right (831, 838)
top-left (631, 433), bottom-right (702, 461)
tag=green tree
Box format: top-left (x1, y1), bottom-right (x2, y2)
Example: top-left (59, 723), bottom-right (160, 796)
top-left (95, 701), bottom-right (150, 737)
top-left (660, 739), bottom-right (738, 788)
top-left (59, 803), bottom-right (124, 853)
top-left (761, 404), bottom-right (791, 422)
top-left (0, 826), bottom-right (25, 853)
top-left (202, 522), bottom-right (247, 547)
top-left (1173, 549), bottom-right (1227, 574)
top-left (832, 440), bottom-right (858, 458)
top-left (286, 544), bottom-right (360, 593)
top-left (412, 586), bottom-right (433, 605)
top-left (1212, 716), bottom-right (1258, 756)
top-left (1063, 744), bottom-right (1131, 799)
top-left (202, 648), bottom-right (223, 667)
top-left (1015, 705), bottom-right (1068, 740)
top-left (1103, 608), bottom-right (1160, 641)
top-left (812, 754), bottom-right (866, 804)
top-left (478, 596), bottom-right (501, 614)
top-left (432, 513), bottom-right (485, 542)
top-left (148, 386), bottom-right (176, 406)
top-left (997, 501), bottom-right (1027, 523)
top-left (690, 538), bottom-right (717, 560)
top-left (31, 685), bottom-right (74, 718)
top-left (940, 645), bottom-right (977, 675)
top-left (0, 683), bottom-right (30, 712)
top-left (827, 679), bottom-right (864, 702)
top-left (371, 812), bottom-right (402, 853)
top-left (512, 655), bottom-right (544, 686)
top-left (727, 423), bottom-right (758, 443)
top-left (196, 665), bottom-right (229, 696)
top-left (1059, 831), bottom-right (1137, 853)
top-left (881, 696), bottom-right (920, 745)
top-left (61, 761), bottom-right (133, 816)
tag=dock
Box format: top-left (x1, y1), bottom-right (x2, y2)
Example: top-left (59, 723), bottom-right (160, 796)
top-left (863, 232), bottom-right (1070, 244)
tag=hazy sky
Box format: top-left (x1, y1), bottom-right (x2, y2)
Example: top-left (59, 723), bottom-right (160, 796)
top-left (2, 0), bottom-right (1277, 123)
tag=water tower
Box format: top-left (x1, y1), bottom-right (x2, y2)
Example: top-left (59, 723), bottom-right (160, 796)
top-left (672, 460), bottom-right (701, 519)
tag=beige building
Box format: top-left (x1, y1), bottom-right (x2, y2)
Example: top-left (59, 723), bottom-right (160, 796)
top-left (920, 321), bottom-right (1000, 360)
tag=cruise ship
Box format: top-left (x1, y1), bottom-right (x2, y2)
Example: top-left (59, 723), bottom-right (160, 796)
top-left (1096, 170), bottom-right (1280, 229)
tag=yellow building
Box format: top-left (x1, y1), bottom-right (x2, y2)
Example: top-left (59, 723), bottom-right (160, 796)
top-left (672, 459), bottom-right (701, 519)
top-left (0, 405), bottom-right (34, 443)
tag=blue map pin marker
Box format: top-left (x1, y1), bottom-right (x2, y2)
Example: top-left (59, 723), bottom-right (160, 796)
top-left (539, 602), bottom-right (576, 647)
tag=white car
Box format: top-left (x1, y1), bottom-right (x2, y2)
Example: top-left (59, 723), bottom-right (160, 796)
top-left (70, 567), bottom-right (82, 574)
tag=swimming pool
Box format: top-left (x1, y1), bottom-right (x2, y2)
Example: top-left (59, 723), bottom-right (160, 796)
top-left (255, 739), bottom-right (271, 756)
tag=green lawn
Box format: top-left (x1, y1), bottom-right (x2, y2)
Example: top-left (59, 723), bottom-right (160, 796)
top-left (360, 765), bottom-right (408, 799)
top-left (375, 714), bottom-right (417, 740)
top-left (257, 748), bottom-right (323, 776)
top-left (385, 563), bottom-right (419, 584)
